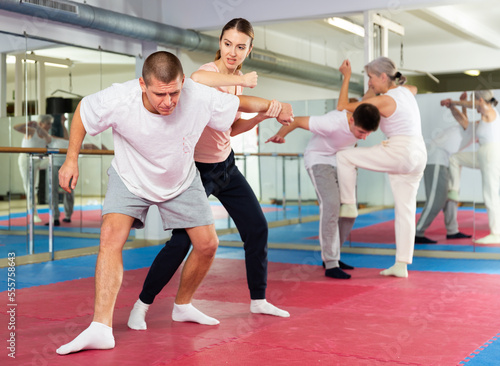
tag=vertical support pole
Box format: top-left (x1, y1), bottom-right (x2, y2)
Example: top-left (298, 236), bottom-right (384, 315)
top-left (48, 153), bottom-right (54, 260)
top-left (471, 93), bottom-right (476, 250)
top-left (297, 155), bottom-right (302, 223)
top-left (243, 153), bottom-right (248, 176)
top-left (37, 62), bottom-right (46, 115)
top-left (381, 26), bottom-right (389, 57)
top-left (363, 11), bottom-right (375, 92)
top-left (0, 53), bottom-right (6, 118)
top-left (282, 156), bottom-right (287, 220)
top-left (28, 154), bottom-right (34, 255)
top-left (14, 56), bottom-right (23, 117)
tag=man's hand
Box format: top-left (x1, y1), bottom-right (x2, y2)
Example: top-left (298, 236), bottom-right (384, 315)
top-left (459, 91), bottom-right (468, 101)
top-left (242, 71), bottom-right (258, 88)
top-left (58, 159), bottom-right (79, 194)
top-left (265, 134), bottom-right (286, 144)
top-left (277, 103), bottom-right (294, 125)
top-left (339, 59), bottom-right (352, 78)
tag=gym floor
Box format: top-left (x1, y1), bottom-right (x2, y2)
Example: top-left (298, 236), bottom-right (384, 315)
top-left (1, 206), bottom-right (499, 365)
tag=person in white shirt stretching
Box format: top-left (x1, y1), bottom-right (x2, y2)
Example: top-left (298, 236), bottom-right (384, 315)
top-left (267, 101), bottom-right (380, 279)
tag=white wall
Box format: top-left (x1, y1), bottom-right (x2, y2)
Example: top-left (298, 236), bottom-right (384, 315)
top-left (0, 2), bottom-right (490, 208)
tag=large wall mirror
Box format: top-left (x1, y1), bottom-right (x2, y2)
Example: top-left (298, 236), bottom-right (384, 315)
top-left (0, 31), bottom-right (135, 258)
top-left (1, 0), bottom-right (499, 262)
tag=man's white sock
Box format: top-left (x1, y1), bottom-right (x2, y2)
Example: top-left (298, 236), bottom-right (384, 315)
top-left (56, 322), bottom-right (115, 355)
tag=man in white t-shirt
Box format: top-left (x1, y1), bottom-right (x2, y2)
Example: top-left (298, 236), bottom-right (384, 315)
top-left (56, 51), bottom-right (294, 355)
top-left (266, 104), bottom-right (380, 279)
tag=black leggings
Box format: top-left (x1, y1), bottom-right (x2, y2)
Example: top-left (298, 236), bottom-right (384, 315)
top-left (139, 150), bottom-right (268, 303)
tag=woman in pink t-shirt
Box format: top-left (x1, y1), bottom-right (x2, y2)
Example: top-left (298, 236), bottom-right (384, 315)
top-left (129, 18), bottom-right (289, 330)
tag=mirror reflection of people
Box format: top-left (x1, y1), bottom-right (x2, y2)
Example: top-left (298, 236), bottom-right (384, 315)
top-left (47, 136), bottom-right (74, 226)
top-left (13, 115), bottom-right (53, 223)
top-left (38, 113), bottom-right (74, 226)
top-left (442, 90), bottom-right (500, 244)
top-left (336, 57), bottom-right (427, 278)
top-left (415, 124), bottom-right (472, 243)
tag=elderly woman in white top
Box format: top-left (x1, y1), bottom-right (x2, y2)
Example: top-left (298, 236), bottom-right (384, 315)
top-left (442, 90), bottom-right (500, 244)
top-left (13, 115), bottom-right (53, 223)
top-left (335, 58), bottom-right (427, 278)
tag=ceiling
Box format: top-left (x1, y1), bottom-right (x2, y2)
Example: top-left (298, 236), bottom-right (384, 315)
top-left (3, 0), bottom-right (500, 92)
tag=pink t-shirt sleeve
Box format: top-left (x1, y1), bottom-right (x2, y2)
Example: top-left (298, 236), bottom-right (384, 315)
top-left (193, 62), bottom-right (244, 163)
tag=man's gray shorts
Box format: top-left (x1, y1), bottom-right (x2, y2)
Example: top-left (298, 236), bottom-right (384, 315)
top-left (102, 166), bottom-right (214, 230)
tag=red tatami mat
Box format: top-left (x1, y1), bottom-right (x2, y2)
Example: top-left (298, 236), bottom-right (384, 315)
top-left (2, 209), bottom-right (104, 229)
top-left (350, 210), bottom-right (488, 245)
top-left (2, 259), bottom-right (500, 365)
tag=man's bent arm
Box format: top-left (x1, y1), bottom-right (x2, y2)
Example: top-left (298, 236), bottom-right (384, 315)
top-left (237, 95), bottom-right (294, 124)
top-left (59, 102), bottom-right (87, 193)
top-left (266, 117), bottom-right (310, 144)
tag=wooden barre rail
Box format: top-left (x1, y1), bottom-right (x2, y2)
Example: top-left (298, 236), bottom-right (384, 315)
top-left (235, 152), bottom-right (303, 157)
top-left (0, 148), bottom-right (302, 157)
top-left (0, 147), bottom-right (114, 155)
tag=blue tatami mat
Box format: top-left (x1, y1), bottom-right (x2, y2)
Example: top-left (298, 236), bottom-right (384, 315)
top-left (2, 245), bottom-right (500, 291)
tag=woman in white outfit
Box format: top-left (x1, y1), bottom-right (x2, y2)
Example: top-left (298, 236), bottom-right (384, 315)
top-left (335, 58), bottom-right (427, 278)
top-left (14, 116), bottom-right (53, 223)
top-left (443, 90), bottom-right (500, 244)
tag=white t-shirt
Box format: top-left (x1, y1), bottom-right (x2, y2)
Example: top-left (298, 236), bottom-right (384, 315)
top-left (80, 78), bottom-right (239, 202)
top-left (304, 110), bottom-right (357, 169)
top-left (21, 131), bottom-right (47, 148)
top-left (477, 108), bottom-right (500, 145)
top-left (425, 125), bottom-right (465, 166)
top-left (381, 86), bottom-right (422, 137)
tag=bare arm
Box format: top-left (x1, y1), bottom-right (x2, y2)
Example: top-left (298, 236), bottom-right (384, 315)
top-left (336, 60), bottom-right (393, 114)
top-left (58, 102), bottom-right (87, 193)
top-left (13, 121), bottom-right (36, 138)
top-left (230, 99), bottom-right (282, 136)
top-left (451, 100), bottom-right (474, 109)
top-left (336, 60), bottom-right (354, 112)
top-left (403, 84), bottom-right (418, 96)
top-left (441, 94), bottom-right (469, 129)
top-left (448, 105), bottom-right (469, 130)
top-left (237, 95), bottom-right (293, 125)
top-left (266, 116), bottom-right (310, 144)
top-left (36, 124), bottom-right (52, 144)
top-left (441, 93), bottom-right (474, 109)
top-left (191, 70), bottom-right (258, 88)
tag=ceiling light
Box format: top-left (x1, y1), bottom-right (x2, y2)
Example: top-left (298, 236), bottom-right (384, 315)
top-left (464, 69), bottom-right (480, 77)
top-left (325, 17), bottom-right (365, 37)
top-left (44, 62), bottom-right (69, 69)
top-left (6, 54), bottom-right (72, 68)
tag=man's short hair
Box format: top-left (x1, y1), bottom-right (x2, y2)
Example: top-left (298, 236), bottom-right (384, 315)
top-left (352, 103), bottom-right (380, 132)
top-left (142, 51), bottom-right (184, 86)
